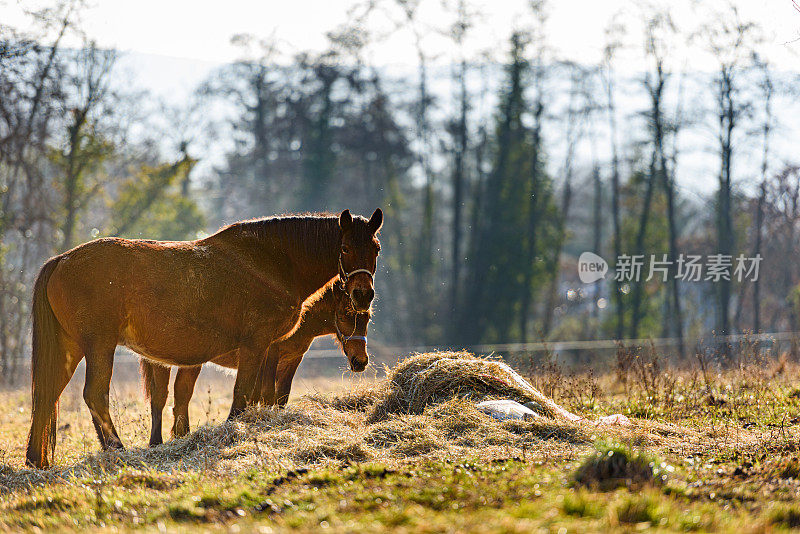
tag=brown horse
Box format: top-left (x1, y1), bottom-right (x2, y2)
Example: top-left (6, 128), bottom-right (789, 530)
top-left (141, 274), bottom-right (371, 446)
top-left (26, 209), bottom-right (382, 469)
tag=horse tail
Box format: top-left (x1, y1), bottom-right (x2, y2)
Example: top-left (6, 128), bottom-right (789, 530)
top-left (26, 256), bottom-right (66, 469)
top-left (139, 358), bottom-right (154, 401)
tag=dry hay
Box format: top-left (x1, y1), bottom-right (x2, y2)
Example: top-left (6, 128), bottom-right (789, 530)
top-left (0, 352), bottom-right (659, 492)
top-left (367, 351), bottom-right (580, 423)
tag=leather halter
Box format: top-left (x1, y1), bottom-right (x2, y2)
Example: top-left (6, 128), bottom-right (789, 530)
top-left (339, 255), bottom-right (374, 285)
top-left (336, 252), bottom-right (373, 343)
top-left (334, 310), bottom-right (368, 343)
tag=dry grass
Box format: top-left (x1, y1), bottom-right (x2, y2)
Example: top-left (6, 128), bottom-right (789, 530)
top-left (1, 349), bottom-right (800, 531)
top-left (0, 351), bottom-right (652, 492)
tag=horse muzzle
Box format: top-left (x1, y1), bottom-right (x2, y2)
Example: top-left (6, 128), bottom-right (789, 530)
top-left (348, 355), bottom-right (368, 372)
top-left (350, 288), bottom-right (374, 311)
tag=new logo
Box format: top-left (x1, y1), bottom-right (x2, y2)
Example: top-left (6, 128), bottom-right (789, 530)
top-left (578, 252), bottom-right (608, 284)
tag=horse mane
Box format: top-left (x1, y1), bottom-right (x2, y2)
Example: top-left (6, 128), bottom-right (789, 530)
top-left (213, 212), bottom-right (377, 260)
top-left (211, 213), bottom-right (342, 256)
top-left (270, 276), bottom-right (339, 343)
top-left (303, 275), bottom-right (339, 310)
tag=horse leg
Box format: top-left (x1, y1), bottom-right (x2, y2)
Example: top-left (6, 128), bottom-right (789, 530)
top-left (83, 340), bottom-right (124, 450)
top-left (256, 347), bottom-right (280, 407)
top-left (172, 366), bottom-right (201, 438)
top-left (250, 356), bottom-right (266, 405)
top-left (228, 348), bottom-right (264, 419)
top-left (266, 334), bottom-right (314, 407)
top-left (275, 356), bottom-right (303, 407)
top-left (141, 361), bottom-right (170, 447)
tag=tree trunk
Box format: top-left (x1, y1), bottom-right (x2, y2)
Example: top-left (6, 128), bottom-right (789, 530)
top-left (60, 111), bottom-right (86, 252)
top-left (653, 74), bottom-right (685, 357)
top-left (628, 151), bottom-right (657, 339)
top-left (717, 70), bottom-right (735, 353)
top-left (752, 183), bottom-right (765, 332)
top-left (605, 67), bottom-right (624, 340)
top-left (542, 173), bottom-right (572, 336)
top-left (449, 57), bottom-right (468, 341)
top-left (519, 101), bottom-right (544, 343)
top-left (591, 163), bottom-right (603, 331)
top-left (412, 40), bottom-right (437, 339)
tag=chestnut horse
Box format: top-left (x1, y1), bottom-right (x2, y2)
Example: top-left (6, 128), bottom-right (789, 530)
top-left (141, 274), bottom-right (371, 446)
top-left (26, 209), bottom-right (382, 468)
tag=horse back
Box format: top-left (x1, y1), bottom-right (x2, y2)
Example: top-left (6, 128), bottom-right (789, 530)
top-left (45, 237), bottom-right (294, 364)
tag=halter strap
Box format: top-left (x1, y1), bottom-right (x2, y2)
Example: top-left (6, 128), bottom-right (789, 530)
top-left (334, 308), bottom-right (368, 343)
top-left (346, 269), bottom-right (374, 279)
top-left (339, 256), bottom-right (374, 284)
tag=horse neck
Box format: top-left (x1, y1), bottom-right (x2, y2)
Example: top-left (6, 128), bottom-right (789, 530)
top-left (300, 282), bottom-right (369, 339)
top-left (286, 282), bottom-right (338, 339)
top-left (291, 254), bottom-right (339, 299)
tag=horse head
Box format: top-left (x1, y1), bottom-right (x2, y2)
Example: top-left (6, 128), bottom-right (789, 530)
top-left (338, 208), bottom-right (382, 312)
top-left (333, 281), bottom-right (371, 372)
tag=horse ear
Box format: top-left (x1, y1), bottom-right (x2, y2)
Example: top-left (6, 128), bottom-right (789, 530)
top-left (339, 209), bottom-right (353, 232)
top-left (368, 208), bottom-right (383, 235)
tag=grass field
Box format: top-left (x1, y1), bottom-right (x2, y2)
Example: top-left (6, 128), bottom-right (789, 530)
top-left (2, 348), bottom-right (800, 532)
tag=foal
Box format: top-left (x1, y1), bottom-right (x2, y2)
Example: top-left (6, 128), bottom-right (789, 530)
top-left (142, 275), bottom-right (371, 445)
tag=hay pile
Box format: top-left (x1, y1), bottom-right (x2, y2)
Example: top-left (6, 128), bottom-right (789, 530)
top-left (367, 351), bottom-right (581, 423)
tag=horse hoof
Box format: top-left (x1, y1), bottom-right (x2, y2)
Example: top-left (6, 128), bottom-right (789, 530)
top-left (104, 440), bottom-right (124, 451)
top-left (25, 457), bottom-right (48, 470)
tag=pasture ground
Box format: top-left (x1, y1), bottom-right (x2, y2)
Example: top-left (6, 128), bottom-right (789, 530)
top-left (2, 348), bottom-right (800, 532)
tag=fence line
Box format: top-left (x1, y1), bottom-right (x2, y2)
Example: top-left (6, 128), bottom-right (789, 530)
top-left (106, 331), bottom-right (800, 363)
top-left (302, 330), bottom-right (800, 360)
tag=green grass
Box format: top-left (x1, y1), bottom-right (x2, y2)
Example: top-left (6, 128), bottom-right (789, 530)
top-left (572, 440), bottom-right (669, 490)
top-left (0, 458), bottom-right (768, 532)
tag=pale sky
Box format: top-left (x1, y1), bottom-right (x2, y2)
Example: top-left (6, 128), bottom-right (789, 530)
top-left (3, 0), bottom-right (800, 69)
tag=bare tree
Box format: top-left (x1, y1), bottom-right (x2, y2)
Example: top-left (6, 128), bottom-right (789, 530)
top-left (519, 0), bottom-right (549, 343)
top-left (444, 0), bottom-right (474, 340)
top-left (54, 41), bottom-right (116, 251)
top-left (394, 0), bottom-right (440, 336)
top-left (542, 62), bottom-right (596, 336)
top-left (703, 3), bottom-right (761, 344)
top-left (735, 55), bottom-right (774, 333)
top-left (0, 1), bottom-right (81, 383)
top-left (642, 8), bottom-right (684, 356)
top-left (601, 16), bottom-right (625, 340)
